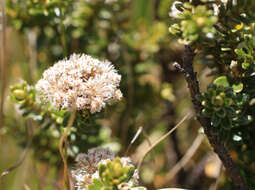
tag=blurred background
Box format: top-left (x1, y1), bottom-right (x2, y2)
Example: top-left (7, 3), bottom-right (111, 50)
top-left (0, 0), bottom-right (225, 189)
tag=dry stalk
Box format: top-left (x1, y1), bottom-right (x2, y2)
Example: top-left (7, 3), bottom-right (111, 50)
top-left (125, 126), bottom-right (143, 155)
top-left (0, 121), bottom-right (33, 188)
top-left (137, 113), bottom-right (191, 172)
top-left (164, 134), bottom-right (204, 183)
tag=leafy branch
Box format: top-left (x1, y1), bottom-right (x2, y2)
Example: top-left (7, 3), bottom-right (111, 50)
top-left (174, 45), bottom-right (247, 190)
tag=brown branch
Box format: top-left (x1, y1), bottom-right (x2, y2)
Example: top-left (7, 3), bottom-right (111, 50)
top-left (175, 45), bottom-right (247, 190)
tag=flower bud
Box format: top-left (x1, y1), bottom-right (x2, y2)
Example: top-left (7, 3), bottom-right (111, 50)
top-left (212, 95), bottom-right (224, 106)
top-left (13, 89), bottom-right (26, 100)
top-left (56, 117), bottom-right (63, 124)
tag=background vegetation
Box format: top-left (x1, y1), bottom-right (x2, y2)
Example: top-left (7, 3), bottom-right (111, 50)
top-left (0, 0), bottom-right (254, 189)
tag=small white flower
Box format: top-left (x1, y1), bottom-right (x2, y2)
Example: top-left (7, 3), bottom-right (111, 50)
top-left (36, 53), bottom-right (122, 113)
top-left (169, 1), bottom-right (182, 18)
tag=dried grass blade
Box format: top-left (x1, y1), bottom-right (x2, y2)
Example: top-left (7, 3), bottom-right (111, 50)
top-left (137, 113), bottom-right (192, 171)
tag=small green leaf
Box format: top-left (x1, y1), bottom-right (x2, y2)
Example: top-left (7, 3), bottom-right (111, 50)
top-left (212, 113), bottom-right (221, 127)
top-left (213, 76), bottom-right (229, 88)
top-left (195, 94), bottom-right (204, 102)
top-left (232, 83), bottom-right (244, 93)
top-left (99, 164), bottom-right (107, 177)
top-left (242, 62), bottom-right (250, 70)
top-left (216, 108), bottom-right (226, 118)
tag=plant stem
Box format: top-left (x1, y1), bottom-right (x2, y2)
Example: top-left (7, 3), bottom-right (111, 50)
top-left (176, 45), bottom-right (247, 190)
top-left (0, 0), bottom-right (7, 128)
top-left (137, 113), bottom-right (191, 172)
top-left (165, 134), bottom-right (204, 182)
top-left (59, 108), bottom-right (76, 190)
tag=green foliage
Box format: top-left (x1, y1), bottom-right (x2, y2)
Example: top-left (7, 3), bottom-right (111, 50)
top-left (8, 0), bottom-right (255, 188)
top-left (10, 81), bottom-right (66, 125)
top-left (7, 0), bottom-right (72, 30)
top-left (87, 157), bottom-right (147, 190)
top-left (170, 0), bottom-right (255, 189)
top-left (198, 84), bottom-right (251, 131)
top-left (6, 0), bottom-right (171, 172)
top-left (10, 81), bottom-right (106, 164)
top-left (169, 3), bottom-right (217, 44)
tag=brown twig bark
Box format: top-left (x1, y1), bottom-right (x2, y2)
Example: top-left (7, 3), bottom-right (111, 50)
top-left (174, 45), bottom-right (247, 190)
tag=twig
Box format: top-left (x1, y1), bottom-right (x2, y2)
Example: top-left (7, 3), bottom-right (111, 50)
top-left (58, 108), bottom-right (76, 190)
top-left (142, 130), bottom-right (158, 170)
top-left (175, 45), bottom-right (247, 190)
top-left (24, 184), bottom-right (31, 190)
top-left (0, 0), bottom-right (7, 128)
top-left (185, 152), bottom-right (214, 187)
top-left (137, 113), bottom-right (191, 172)
top-left (164, 134), bottom-right (204, 182)
top-left (125, 126), bottom-right (143, 155)
top-left (0, 121), bottom-right (33, 186)
top-left (212, 163), bottom-right (223, 190)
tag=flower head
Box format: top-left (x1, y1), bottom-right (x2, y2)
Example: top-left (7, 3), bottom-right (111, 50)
top-left (36, 54), bottom-right (122, 113)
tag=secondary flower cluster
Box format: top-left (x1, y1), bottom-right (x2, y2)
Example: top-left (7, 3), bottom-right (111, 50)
top-left (36, 54), bottom-right (122, 113)
top-left (71, 148), bottom-right (139, 190)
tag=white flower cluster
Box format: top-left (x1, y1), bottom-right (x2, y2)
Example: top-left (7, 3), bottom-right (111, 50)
top-left (71, 148), bottom-right (139, 190)
top-left (35, 54), bottom-right (122, 113)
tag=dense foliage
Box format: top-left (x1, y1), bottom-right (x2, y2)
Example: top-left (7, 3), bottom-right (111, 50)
top-left (169, 0), bottom-right (255, 189)
top-left (1, 0), bottom-right (255, 189)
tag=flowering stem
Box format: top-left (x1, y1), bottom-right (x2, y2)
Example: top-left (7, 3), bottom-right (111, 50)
top-left (176, 45), bottom-right (247, 190)
top-left (58, 107), bottom-right (76, 190)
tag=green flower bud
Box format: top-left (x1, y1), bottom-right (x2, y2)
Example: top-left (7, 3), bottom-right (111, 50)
top-left (13, 89), bottom-right (26, 100)
top-left (196, 17), bottom-right (206, 26)
top-left (56, 117), bottom-right (63, 124)
top-left (202, 100), bottom-right (207, 106)
top-left (212, 95), bottom-right (224, 106)
top-left (28, 94), bottom-right (34, 100)
top-left (219, 92), bottom-right (226, 97)
top-left (112, 179), bottom-right (120, 185)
